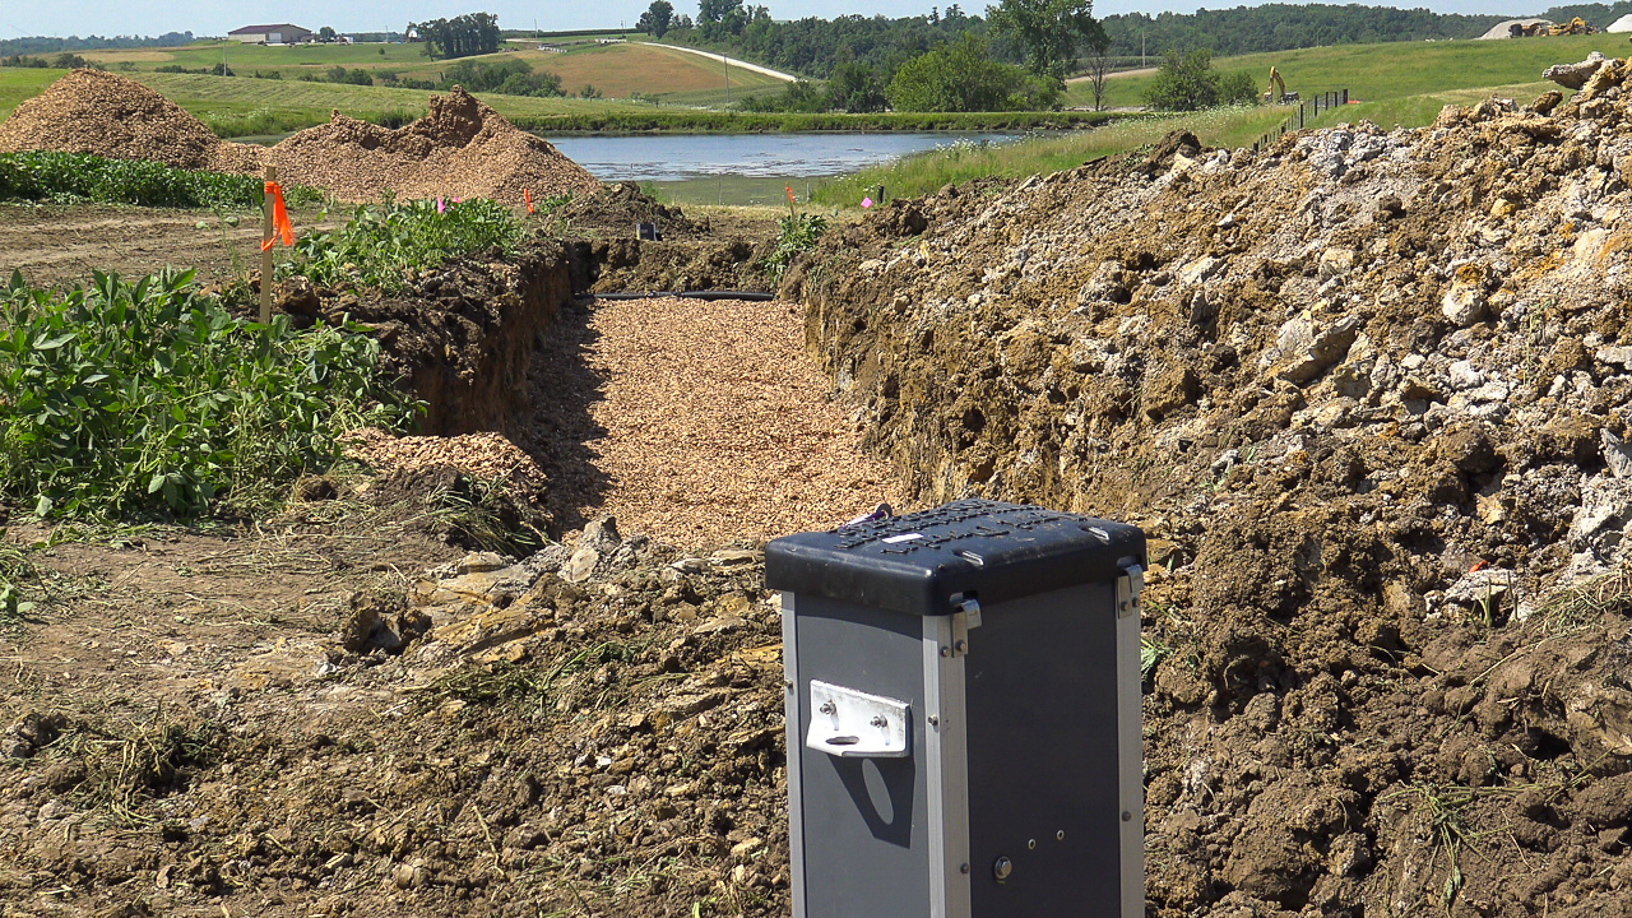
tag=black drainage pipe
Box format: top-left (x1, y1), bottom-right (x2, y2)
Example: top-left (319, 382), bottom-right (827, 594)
top-left (590, 290), bottom-right (776, 302)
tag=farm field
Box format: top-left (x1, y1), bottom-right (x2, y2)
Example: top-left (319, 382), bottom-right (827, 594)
top-left (1066, 32), bottom-right (1612, 110)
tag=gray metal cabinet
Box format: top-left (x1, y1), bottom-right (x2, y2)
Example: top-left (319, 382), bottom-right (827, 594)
top-left (766, 499), bottom-right (1146, 918)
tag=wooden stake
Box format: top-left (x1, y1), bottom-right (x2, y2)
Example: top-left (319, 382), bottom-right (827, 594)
top-left (260, 164), bottom-right (275, 324)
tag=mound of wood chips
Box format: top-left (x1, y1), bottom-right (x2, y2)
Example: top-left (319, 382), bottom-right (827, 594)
top-left (344, 428), bottom-right (549, 501)
top-left (0, 70), bottom-right (600, 204)
top-left (0, 69), bottom-right (233, 171)
top-left (268, 87), bottom-right (600, 204)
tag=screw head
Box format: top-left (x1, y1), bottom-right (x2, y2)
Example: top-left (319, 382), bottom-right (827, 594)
top-left (993, 856), bottom-right (1013, 880)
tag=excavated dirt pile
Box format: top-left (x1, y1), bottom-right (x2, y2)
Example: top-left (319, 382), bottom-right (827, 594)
top-left (0, 70), bottom-right (600, 203)
top-left (782, 72), bottom-right (1632, 917)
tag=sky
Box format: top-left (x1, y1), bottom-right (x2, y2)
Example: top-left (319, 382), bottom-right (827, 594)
top-left (0, 1), bottom-right (1543, 40)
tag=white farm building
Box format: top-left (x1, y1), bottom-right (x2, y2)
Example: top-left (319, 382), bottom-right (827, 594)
top-left (227, 24), bottom-right (314, 45)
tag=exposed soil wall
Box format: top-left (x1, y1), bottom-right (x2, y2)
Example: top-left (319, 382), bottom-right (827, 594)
top-left (785, 88), bottom-right (1632, 917)
top-left (317, 240), bottom-right (576, 438)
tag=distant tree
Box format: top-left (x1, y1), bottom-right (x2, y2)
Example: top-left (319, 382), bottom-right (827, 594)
top-left (886, 32), bottom-right (1056, 111)
top-left (638, 1), bottom-right (676, 38)
top-left (1143, 48), bottom-right (1221, 111)
top-left (1081, 26), bottom-right (1111, 109)
top-left (1218, 70), bottom-right (1257, 106)
top-left (698, 0), bottom-right (748, 39)
top-left (987, 0), bottom-right (1106, 86)
top-left (318, 26), bottom-right (338, 42)
top-left (412, 12), bottom-right (502, 60)
top-left (827, 61), bottom-right (889, 112)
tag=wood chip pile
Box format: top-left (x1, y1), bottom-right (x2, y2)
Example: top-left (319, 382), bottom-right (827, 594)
top-left (0, 70), bottom-right (602, 204)
top-left (269, 88), bottom-right (601, 203)
top-left (344, 428), bottom-right (549, 501)
top-left (0, 69), bottom-right (245, 172)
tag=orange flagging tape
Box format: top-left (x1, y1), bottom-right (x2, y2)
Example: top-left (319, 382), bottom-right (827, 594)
top-left (262, 181), bottom-right (295, 251)
top-left (525, 188), bottom-right (535, 214)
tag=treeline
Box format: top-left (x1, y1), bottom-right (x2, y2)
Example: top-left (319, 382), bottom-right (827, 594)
top-left (410, 13), bottom-right (502, 60)
top-left (1, 53), bottom-right (103, 69)
top-left (1538, 3), bottom-right (1632, 25)
top-left (1100, 4), bottom-right (1503, 58)
top-left (0, 33), bottom-right (194, 56)
top-left (660, 5), bottom-right (986, 80)
top-left (648, 1), bottom-right (1517, 85)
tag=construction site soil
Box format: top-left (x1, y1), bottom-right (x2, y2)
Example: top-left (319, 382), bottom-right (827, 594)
top-left (5, 61), bottom-right (1632, 918)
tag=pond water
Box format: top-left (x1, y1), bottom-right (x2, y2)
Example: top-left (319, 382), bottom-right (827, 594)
top-left (543, 132), bottom-right (1017, 183)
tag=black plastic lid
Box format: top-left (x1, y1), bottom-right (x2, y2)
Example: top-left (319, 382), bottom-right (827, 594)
top-left (765, 498), bottom-right (1145, 616)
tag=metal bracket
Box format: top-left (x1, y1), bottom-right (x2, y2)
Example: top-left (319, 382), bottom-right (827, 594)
top-left (806, 681), bottom-right (911, 758)
top-left (1116, 564), bottom-right (1144, 620)
top-left (950, 596), bottom-right (982, 657)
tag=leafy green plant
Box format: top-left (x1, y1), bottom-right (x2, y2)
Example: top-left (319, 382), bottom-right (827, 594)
top-left (763, 212), bottom-right (829, 283)
top-left (0, 268), bottom-right (419, 519)
top-left (1140, 635), bottom-right (1172, 685)
top-left (0, 533), bottom-right (37, 624)
top-left (0, 151), bottom-right (282, 209)
top-left (287, 197), bottom-right (524, 293)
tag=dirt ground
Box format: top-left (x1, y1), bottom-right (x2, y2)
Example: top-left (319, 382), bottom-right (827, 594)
top-left (0, 189), bottom-right (883, 917)
top-left (0, 204), bottom-right (284, 289)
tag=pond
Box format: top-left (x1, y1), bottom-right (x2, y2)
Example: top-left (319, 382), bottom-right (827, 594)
top-left (543, 132), bottom-right (1018, 183)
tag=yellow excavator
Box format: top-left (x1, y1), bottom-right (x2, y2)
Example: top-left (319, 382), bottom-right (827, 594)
top-left (1551, 17), bottom-right (1596, 35)
top-left (1265, 66), bottom-right (1298, 104)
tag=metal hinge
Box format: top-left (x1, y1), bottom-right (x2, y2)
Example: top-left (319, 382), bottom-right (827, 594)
top-left (1116, 564), bottom-right (1144, 619)
top-left (950, 595), bottom-right (982, 657)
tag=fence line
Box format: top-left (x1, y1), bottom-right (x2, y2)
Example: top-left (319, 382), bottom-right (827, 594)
top-left (1252, 89), bottom-right (1350, 153)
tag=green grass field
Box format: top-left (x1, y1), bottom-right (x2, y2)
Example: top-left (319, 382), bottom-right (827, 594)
top-left (0, 68), bottom-right (63, 122)
top-left (1065, 32), bottom-right (1611, 110)
top-left (73, 39), bottom-right (786, 107)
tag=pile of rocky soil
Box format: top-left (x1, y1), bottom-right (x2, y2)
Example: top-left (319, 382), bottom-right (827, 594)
top-left (0, 70), bottom-right (600, 204)
top-left (0, 499), bottom-right (793, 917)
top-left (783, 64), bottom-right (1632, 918)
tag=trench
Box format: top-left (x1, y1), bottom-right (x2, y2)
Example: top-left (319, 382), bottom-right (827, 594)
top-left (391, 238), bottom-right (899, 547)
